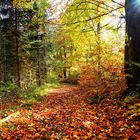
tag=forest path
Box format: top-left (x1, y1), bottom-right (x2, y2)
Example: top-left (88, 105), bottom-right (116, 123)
top-left (1, 84), bottom-right (140, 139)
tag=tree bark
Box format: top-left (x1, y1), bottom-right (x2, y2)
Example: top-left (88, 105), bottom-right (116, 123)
top-left (125, 0), bottom-right (140, 96)
top-left (0, 1), bottom-right (19, 85)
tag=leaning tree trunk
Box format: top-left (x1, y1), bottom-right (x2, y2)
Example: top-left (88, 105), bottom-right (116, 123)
top-left (125, 0), bottom-right (140, 96)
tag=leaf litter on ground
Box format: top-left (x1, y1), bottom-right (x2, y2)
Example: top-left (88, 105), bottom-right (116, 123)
top-left (0, 84), bottom-right (140, 139)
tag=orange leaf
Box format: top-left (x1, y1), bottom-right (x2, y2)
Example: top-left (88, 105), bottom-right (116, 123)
top-left (34, 133), bottom-right (40, 138)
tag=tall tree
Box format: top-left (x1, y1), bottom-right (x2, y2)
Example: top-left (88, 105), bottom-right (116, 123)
top-left (0, 0), bottom-right (20, 85)
top-left (0, 0), bottom-right (49, 89)
top-left (125, 0), bottom-right (140, 96)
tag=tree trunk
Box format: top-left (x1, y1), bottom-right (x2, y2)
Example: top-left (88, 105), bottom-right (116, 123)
top-left (63, 45), bottom-right (67, 79)
top-left (125, 0), bottom-right (140, 96)
top-left (15, 7), bottom-right (20, 87)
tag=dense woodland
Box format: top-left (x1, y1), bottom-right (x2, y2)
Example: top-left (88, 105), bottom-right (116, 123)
top-left (0, 0), bottom-right (140, 139)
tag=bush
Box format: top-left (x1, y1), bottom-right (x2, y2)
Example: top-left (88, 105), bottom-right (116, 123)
top-left (46, 71), bottom-right (59, 83)
top-left (60, 71), bottom-right (79, 85)
top-left (0, 80), bottom-right (18, 96)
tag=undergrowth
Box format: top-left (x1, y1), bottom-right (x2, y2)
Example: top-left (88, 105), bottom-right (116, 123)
top-left (0, 83), bottom-right (59, 119)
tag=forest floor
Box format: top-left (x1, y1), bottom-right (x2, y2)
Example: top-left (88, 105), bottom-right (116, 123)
top-left (0, 84), bottom-right (140, 139)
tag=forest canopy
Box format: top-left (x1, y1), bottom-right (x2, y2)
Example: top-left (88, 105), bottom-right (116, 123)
top-left (0, 0), bottom-right (125, 90)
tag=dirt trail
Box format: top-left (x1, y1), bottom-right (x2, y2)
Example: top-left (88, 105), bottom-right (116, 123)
top-left (1, 84), bottom-right (140, 139)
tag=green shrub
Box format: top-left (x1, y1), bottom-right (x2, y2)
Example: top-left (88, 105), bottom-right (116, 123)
top-left (0, 80), bottom-right (18, 96)
top-left (46, 71), bottom-right (59, 83)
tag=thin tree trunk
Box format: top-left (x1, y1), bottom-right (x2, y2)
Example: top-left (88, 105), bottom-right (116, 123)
top-left (63, 45), bottom-right (67, 79)
top-left (15, 7), bottom-right (20, 87)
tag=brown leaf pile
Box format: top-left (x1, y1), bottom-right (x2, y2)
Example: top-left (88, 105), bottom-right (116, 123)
top-left (1, 85), bottom-right (140, 139)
